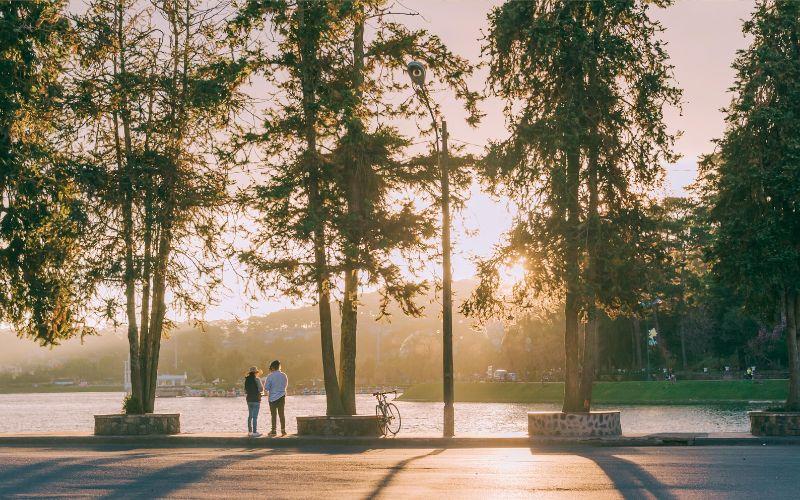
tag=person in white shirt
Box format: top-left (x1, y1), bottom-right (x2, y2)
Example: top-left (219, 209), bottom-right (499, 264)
top-left (263, 359), bottom-right (288, 436)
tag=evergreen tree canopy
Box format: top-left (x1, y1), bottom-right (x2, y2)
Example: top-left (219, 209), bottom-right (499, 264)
top-left (699, 0), bottom-right (800, 409)
top-left (67, 0), bottom-right (247, 412)
top-left (234, 0), bottom-right (479, 414)
top-left (0, 0), bottom-right (94, 345)
top-left (469, 0), bottom-right (680, 411)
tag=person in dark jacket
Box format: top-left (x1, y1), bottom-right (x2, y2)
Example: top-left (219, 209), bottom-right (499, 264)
top-left (244, 366), bottom-right (264, 437)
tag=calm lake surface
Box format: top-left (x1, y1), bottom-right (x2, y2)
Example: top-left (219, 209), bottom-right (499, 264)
top-left (0, 392), bottom-right (767, 435)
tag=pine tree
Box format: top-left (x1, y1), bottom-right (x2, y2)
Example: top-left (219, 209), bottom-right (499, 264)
top-left (699, 0), bottom-right (800, 410)
top-left (331, 1), bottom-right (480, 414)
top-left (235, 0), bottom-right (479, 415)
top-left (68, 0), bottom-right (245, 412)
top-left (233, 0), bottom-right (351, 416)
top-left (0, 0), bottom-right (94, 344)
top-left (471, 0), bottom-right (680, 412)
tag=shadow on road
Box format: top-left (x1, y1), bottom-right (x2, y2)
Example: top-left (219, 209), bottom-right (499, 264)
top-left (0, 445), bottom-right (381, 497)
top-left (99, 449), bottom-right (276, 499)
top-left (365, 448), bottom-right (445, 499)
top-left (575, 450), bottom-right (677, 500)
top-left (525, 446), bottom-right (677, 499)
top-left (0, 452), bottom-right (157, 497)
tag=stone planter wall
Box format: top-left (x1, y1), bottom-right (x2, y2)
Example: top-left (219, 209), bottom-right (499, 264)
top-left (297, 415), bottom-right (383, 437)
top-left (528, 411), bottom-right (621, 437)
top-left (749, 411), bottom-right (800, 436)
top-left (94, 414), bottom-right (180, 436)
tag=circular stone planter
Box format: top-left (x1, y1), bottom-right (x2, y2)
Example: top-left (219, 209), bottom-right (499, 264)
top-left (749, 411), bottom-right (800, 436)
top-left (528, 411), bottom-right (621, 437)
top-left (94, 414), bottom-right (180, 436)
top-left (296, 415), bottom-right (383, 437)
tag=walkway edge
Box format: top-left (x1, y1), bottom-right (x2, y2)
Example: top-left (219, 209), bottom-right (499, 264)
top-left (0, 434), bottom-right (799, 448)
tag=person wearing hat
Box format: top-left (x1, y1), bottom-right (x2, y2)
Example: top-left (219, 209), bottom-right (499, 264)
top-left (244, 366), bottom-right (264, 437)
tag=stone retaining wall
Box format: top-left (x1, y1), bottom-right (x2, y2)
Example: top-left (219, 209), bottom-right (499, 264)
top-left (94, 414), bottom-right (180, 436)
top-left (528, 411), bottom-right (621, 437)
top-left (297, 415), bottom-right (383, 437)
top-left (749, 411), bottom-right (800, 436)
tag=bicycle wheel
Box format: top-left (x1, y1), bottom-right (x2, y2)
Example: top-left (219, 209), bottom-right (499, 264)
top-left (385, 403), bottom-right (401, 435)
top-left (375, 404), bottom-right (388, 436)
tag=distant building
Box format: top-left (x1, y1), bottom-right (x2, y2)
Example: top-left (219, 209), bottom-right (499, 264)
top-left (123, 359), bottom-right (187, 394)
top-left (157, 373), bottom-right (187, 387)
top-left (123, 359), bottom-right (131, 393)
top-left (156, 373), bottom-right (188, 398)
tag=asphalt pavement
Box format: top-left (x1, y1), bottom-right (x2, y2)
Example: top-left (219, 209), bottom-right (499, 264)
top-left (0, 445), bottom-right (797, 498)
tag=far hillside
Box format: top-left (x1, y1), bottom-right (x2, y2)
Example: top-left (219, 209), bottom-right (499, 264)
top-left (1, 275), bottom-right (787, 391)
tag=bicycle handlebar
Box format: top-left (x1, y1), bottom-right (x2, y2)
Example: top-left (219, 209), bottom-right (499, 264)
top-left (372, 390), bottom-right (397, 396)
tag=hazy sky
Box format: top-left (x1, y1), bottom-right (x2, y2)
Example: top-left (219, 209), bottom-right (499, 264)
top-left (208, 0), bottom-right (756, 320)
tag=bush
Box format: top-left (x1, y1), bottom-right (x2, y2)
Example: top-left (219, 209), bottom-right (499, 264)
top-left (122, 395), bottom-right (143, 415)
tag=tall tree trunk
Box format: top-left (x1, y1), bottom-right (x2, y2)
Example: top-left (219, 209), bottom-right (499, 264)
top-left (579, 315), bottom-right (598, 410)
top-left (564, 293), bottom-right (582, 412)
top-left (337, 14), bottom-right (365, 416)
top-left (141, 174), bottom-right (175, 413)
top-left (786, 289), bottom-right (800, 410)
top-left (298, 2), bottom-right (343, 416)
top-left (563, 147), bottom-right (583, 413)
top-left (339, 270), bottom-right (358, 414)
top-left (578, 142), bottom-right (600, 411)
top-left (138, 198), bottom-right (152, 406)
top-left (143, 236), bottom-right (170, 413)
top-left (316, 239), bottom-right (342, 415)
top-left (122, 192), bottom-right (141, 409)
top-left (113, 0), bottom-right (142, 410)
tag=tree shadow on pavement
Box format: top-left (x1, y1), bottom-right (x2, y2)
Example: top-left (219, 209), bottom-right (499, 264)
top-left (575, 450), bottom-right (677, 500)
top-left (0, 444), bottom-right (382, 498)
top-left (365, 448), bottom-right (445, 500)
top-left (96, 446), bottom-right (377, 498)
top-left (97, 449), bottom-right (276, 499)
top-left (0, 452), bottom-right (158, 497)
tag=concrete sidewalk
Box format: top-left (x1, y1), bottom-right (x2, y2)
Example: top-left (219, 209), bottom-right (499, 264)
top-left (0, 431), bottom-right (798, 448)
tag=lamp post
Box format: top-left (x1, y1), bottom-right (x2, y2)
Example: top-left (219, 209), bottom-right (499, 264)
top-left (407, 61), bottom-right (454, 437)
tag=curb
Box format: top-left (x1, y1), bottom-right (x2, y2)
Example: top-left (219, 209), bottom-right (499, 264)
top-left (1, 434), bottom-right (799, 449)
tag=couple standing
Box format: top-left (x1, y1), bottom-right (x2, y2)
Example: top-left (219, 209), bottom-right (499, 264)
top-left (244, 360), bottom-right (288, 437)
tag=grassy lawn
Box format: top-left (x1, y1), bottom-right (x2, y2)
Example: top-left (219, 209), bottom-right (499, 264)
top-left (399, 380), bottom-right (788, 404)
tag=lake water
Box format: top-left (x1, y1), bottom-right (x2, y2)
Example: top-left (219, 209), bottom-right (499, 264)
top-left (0, 392), bottom-right (766, 435)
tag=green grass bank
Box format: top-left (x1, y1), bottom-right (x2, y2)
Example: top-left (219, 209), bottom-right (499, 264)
top-left (399, 380), bottom-right (788, 405)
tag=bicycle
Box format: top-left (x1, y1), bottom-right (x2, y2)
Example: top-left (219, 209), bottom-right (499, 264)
top-left (373, 390), bottom-right (401, 436)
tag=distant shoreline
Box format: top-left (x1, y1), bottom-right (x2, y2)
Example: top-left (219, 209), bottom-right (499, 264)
top-left (399, 380), bottom-right (788, 405)
top-left (0, 385), bottom-right (124, 394)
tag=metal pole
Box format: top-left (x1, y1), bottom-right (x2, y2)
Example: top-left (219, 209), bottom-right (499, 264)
top-left (440, 120), bottom-right (454, 438)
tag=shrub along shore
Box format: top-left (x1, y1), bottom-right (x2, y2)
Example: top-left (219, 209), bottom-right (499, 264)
top-left (398, 380), bottom-right (788, 405)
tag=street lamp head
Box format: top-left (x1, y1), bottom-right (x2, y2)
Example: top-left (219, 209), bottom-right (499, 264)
top-left (407, 60), bottom-right (426, 86)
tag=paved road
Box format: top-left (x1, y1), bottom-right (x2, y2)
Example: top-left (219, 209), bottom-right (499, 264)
top-left (0, 445), bottom-right (796, 498)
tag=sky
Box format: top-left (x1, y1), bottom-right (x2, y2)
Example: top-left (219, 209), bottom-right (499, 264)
top-left (206, 0), bottom-right (757, 321)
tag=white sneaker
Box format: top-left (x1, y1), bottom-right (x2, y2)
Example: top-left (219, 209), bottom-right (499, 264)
top-left (251, 432), bottom-right (262, 437)
top-left (247, 432), bottom-right (254, 437)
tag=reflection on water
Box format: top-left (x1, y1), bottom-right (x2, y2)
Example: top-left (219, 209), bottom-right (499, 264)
top-left (0, 392), bottom-right (765, 435)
